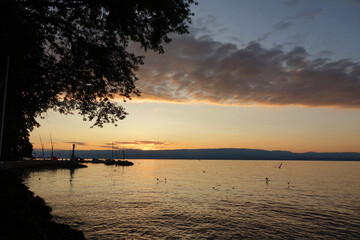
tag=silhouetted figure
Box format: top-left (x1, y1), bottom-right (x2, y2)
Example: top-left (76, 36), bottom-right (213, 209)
top-left (266, 177), bottom-right (269, 184)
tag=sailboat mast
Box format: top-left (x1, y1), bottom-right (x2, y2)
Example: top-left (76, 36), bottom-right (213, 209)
top-left (50, 133), bottom-right (53, 159)
top-left (39, 135), bottom-right (45, 160)
top-left (112, 141), bottom-right (114, 159)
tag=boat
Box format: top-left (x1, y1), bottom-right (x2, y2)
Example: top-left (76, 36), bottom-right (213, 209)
top-left (115, 150), bottom-right (134, 166)
top-left (115, 160), bottom-right (134, 166)
top-left (104, 142), bottom-right (116, 165)
top-left (104, 144), bottom-right (134, 166)
top-left (91, 158), bottom-right (104, 164)
top-left (104, 158), bottom-right (116, 165)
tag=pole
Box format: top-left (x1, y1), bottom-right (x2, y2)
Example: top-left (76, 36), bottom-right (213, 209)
top-left (0, 56), bottom-right (10, 161)
top-left (111, 142), bottom-right (114, 159)
top-left (39, 135), bottom-right (45, 160)
top-left (50, 133), bottom-right (53, 159)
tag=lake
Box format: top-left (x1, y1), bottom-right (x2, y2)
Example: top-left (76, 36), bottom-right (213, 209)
top-left (24, 160), bottom-right (360, 239)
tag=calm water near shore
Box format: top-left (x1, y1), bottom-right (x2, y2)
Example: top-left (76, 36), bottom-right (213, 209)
top-left (24, 160), bottom-right (360, 239)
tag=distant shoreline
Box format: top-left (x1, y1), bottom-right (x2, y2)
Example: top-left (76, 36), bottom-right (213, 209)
top-left (32, 148), bottom-right (360, 161)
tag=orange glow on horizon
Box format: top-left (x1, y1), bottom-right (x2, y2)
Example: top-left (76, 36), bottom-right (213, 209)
top-left (118, 94), bottom-right (360, 110)
top-left (29, 99), bottom-right (360, 155)
top-left (31, 141), bottom-right (360, 154)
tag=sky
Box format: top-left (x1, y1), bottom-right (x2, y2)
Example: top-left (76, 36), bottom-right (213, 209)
top-left (30, 0), bottom-right (360, 153)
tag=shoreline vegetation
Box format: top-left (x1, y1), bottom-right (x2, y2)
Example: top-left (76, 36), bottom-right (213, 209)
top-left (0, 160), bottom-right (87, 240)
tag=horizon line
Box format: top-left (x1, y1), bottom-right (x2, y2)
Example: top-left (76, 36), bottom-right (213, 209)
top-left (32, 147), bottom-right (360, 154)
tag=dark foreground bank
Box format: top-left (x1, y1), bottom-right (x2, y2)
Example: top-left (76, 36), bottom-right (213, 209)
top-left (0, 161), bottom-right (86, 240)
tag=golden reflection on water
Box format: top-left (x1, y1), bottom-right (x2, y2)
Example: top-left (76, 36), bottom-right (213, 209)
top-left (24, 160), bottom-right (360, 239)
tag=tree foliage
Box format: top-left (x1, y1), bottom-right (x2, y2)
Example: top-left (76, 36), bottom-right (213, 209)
top-left (0, 0), bottom-right (196, 160)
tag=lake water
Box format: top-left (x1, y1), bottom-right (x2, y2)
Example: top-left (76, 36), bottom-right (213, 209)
top-left (24, 160), bottom-right (360, 239)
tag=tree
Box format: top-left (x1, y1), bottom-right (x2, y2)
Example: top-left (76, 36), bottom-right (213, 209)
top-left (0, 0), bottom-right (197, 160)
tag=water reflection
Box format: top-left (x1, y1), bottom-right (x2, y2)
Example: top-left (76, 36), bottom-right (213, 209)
top-left (69, 168), bottom-right (74, 189)
top-left (24, 160), bottom-right (360, 239)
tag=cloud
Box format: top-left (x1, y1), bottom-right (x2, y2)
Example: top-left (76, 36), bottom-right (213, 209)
top-left (101, 140), bottom-right (173, 150)
top-left (257, 31), bottom-right (273, 42)
top-left (258, 18), bottom-right (294, 41)
top-left (275, 19), bottom-right (294, 31)
top-left (64, 141), bottom-right (87, 146)
top-left (191, 15), bottom-right (243, 45)
top-left (258, 9), bottom-right (321, 42)
top-left (114, 140), bottom-right (172, 146)
top-left (134, 34), bottom-right (360, 108)
top-left (100, 145), bottom-right (123, 150)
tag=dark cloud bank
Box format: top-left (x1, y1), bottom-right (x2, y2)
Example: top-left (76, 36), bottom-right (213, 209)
top-left (136, 34), bottom-right (360, 108)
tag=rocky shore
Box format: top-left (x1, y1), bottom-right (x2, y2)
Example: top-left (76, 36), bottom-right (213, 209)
top-left (0, 161), bottom-right (86, 240)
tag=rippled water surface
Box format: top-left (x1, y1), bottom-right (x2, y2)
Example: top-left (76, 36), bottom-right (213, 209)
top-left (24, 160), bottom-right (360, 239)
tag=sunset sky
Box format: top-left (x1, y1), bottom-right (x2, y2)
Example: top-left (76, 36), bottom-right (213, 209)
top-left (30, 0), bottom-right (360, 153)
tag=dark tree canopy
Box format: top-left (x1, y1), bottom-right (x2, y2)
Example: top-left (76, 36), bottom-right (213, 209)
top-left (0, 0), bottom-right (196, 160)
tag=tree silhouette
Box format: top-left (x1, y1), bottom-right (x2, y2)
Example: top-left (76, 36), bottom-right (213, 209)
top-left (0, 0), bottom-right (197, 160)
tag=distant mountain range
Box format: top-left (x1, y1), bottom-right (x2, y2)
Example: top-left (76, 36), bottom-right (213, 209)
top-left (33, 148), bottom-right (360, 161)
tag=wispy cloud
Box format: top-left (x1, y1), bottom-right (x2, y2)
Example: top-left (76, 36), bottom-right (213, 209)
top-left (64, 141), bottom-right (88, 146)
top-left (134, 34), bottom-right (360, 108)
top-left (114, 140), bottom-right (172, 146)
top-left (258, 8), bottom-right (321, 42)
top-left (100, 145), bottom-right (123, 150)
top-left (102, 140), bottom-right (173, 150)
top-left (275, 19), bottom-right (294, 31)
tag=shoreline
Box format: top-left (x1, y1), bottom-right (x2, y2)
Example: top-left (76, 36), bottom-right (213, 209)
top-left (0, 161), bottom-right (87, 240)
